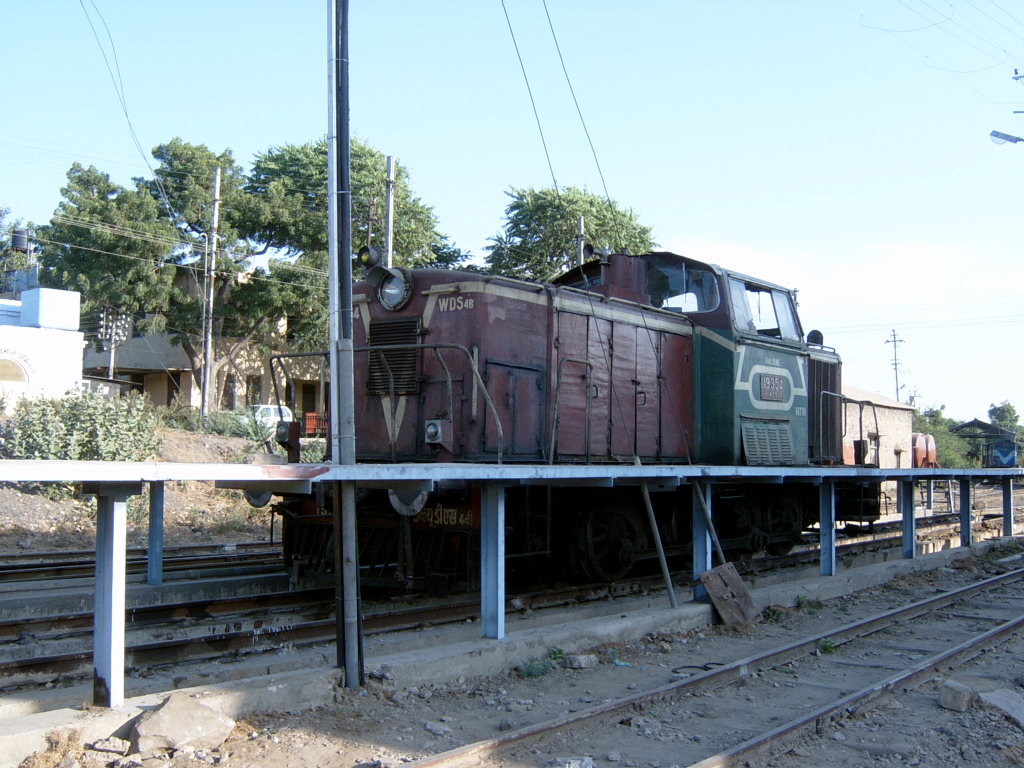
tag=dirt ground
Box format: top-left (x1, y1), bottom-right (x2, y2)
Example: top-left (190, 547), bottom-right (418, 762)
top-left (0, 428), bottom-right (276, 555)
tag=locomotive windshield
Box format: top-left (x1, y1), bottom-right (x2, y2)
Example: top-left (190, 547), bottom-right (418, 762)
top-left (728, 277), bottom-right (802, 341)
top-left (646, 260), bottom-right (720, 312)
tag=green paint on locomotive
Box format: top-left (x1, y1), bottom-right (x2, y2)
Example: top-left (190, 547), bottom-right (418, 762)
top-left (694, 271), bottom-right (812, 466)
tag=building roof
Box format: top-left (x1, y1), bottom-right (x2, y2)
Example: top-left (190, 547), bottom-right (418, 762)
top-left (842, 383), bottom-right (915, 412)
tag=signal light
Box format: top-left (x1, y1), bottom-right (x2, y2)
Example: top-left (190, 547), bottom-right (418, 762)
top-left (358, 245), bottom-right (383, 268)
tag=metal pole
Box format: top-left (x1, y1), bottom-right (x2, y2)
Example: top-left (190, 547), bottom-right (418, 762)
top-left (633, 458), bottom-right (676, 608)
top-left (576, 215), bottom-right (585, 266)
top-left (692, 479), bottom-right (727, 564)
top-left (901, 479), bottom-right (917, 559)
top-left (819, 480), bottom-right (836, 576)
top-left (147, 481), bottom-right (165, 586)
top-left (328, 0), bottom-right (361, 689)
top-left (107, 340), bottom-right (117, 380)
top-left (385, 155), bottom-right (396, 268)
top-left (201, 168), bottom-right (221, 418)
top-left (1004, 477), bottom-right (1015, 537)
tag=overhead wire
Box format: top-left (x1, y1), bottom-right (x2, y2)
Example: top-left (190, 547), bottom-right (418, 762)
top-left (77, 0), bottom-right (178, 224)
top-left (501, 0), bottom-right (559, 190)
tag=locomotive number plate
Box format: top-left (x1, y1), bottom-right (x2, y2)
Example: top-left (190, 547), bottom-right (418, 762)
top-left (760, 374), bottom-right (786, 402)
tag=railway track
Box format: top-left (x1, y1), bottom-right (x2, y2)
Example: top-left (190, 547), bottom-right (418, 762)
top-left (0, 511), bottom-right (1014, 688)
top-left (0, 541), bottom-right (282, 584)
top-left (0, 506), bottom-right (1016, 712)
top-left (402, 564), bottom-right (1024, 768)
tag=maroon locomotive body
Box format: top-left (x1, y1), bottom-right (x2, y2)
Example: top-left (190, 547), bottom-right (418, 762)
top-left (272, 250), bottom-right (861, 590)
top-left (352, 254), bottom-right (696, 465)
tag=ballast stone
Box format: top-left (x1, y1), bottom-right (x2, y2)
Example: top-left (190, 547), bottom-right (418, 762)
top-left (938, 680), bottom-right (975, 712)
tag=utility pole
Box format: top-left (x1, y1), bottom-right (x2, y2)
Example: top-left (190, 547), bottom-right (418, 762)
top-left (576, 216), bottom-right (585, 266)
top-left (385, 156), bottom-right (396, 268)
top-left (886, 330), bottom-right (904, 403)
top-left (328, 0), bottom-right (361, 689)
top-left (201, 168), bottom-right (221, 418)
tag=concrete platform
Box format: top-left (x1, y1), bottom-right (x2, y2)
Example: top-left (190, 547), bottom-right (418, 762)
top-left (0, 537), bottom-right (1015, 768)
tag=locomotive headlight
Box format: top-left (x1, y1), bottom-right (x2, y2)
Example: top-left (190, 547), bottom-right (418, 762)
top-left (424, 421), bottom-right (443, 443)
top-left (367, 265), bottom-right (412, 311)
top-left (379, 272), bottom-right (410, 310)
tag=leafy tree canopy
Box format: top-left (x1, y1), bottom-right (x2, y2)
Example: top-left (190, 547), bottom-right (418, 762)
top-left (244, 138), bottom-right (467, 271)
top-left (37, 163), bottom-right (179, 331)
top-left (988, 401), bottom-right (1020, 434)
top-left (913, 406), bottom-right (975, 468)
top-left (486, 186), bottom-right (656, 281)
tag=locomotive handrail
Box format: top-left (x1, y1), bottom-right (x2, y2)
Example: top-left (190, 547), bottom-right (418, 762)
top-left (550, 357), bottom-right (593, 464)
top-left (355, 342), bottom-right (505, 464)
top-left (431, 348), bottom-right (456, 429)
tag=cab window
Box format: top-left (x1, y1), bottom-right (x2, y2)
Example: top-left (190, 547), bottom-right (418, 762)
top-left (646, 263), bottom-right (720, 312)
top-left (729, 278), bottom-right (801, 341)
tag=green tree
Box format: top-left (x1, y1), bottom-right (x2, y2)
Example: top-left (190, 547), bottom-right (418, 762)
top-left (245, 138), bottom-right (462, 269)
top-left (486, 186), bottom-right (657, 281)
top-left (988, 401), bottom-right (1020, 433)
top-left (37, 164), bottom-right (178, 330)
top-left (144, 139), bottom-right (292, 402)
top-left (242, 138), bottom-right (468, 349)
top-left (0, 207), bottom-right (36, 274)
top-left (913, 407), bottom-right (975, 468)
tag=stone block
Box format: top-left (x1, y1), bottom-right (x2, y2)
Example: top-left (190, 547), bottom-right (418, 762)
top-left (938, 680), bottom-right (974, 712)
top-left (561, 654), bottom-right (599, 670)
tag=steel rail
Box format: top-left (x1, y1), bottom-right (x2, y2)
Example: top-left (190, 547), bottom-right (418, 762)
top-left (404, 566), bottom-right (1024, 768)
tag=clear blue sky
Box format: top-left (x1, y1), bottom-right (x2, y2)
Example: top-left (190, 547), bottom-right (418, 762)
top-left (2, 1), bottom-right (1023, 422)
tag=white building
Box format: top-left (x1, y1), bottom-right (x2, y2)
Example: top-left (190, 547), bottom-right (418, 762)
top-left (0, 287), bottom-right (84, 410)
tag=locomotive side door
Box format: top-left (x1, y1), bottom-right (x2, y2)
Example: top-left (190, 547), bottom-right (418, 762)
top-left (482, 362), bottom-right (545, 459)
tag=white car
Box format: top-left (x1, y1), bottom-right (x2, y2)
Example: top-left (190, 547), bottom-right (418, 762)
top-left (252, 404), bottom-right (293, 431)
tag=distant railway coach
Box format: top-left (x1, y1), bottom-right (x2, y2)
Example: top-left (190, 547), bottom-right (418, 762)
top-left (270, 251), bottom-right (866, 591)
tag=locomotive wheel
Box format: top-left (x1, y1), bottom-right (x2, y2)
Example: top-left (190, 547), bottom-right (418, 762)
top-left (583, 507), bottom-right (642, 582)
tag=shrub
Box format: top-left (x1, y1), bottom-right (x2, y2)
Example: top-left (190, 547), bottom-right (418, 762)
top-left (157, 395), bottom-right (269, 441)
top-left (1, 391), bottom-right (161, 461)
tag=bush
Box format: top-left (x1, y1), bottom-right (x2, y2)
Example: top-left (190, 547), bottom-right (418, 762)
top-left (1, 391), bottom-right (161, 461)
top-left (158, 397), bottom-right (268, 441)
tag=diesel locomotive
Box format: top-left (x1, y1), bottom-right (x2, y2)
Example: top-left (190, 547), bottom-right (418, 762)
top-left (268, 250), bottom-right (866, 592)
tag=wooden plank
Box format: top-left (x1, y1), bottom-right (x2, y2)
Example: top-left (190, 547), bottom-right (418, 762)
top-left (698, 562), bottom-right (760, 627)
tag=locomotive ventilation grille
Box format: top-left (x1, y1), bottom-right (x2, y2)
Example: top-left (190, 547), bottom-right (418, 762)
top-left (741, 418), bottom-right (795, 466)
top-left (367, 318), bottom-right (421, 395)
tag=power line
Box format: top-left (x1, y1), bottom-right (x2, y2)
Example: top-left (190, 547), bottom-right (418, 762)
top-left (501, 0), bottom-right (558, 190)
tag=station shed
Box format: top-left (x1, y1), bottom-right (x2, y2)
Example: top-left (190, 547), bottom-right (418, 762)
top-left (952, 418), bottom-right (1020, 468)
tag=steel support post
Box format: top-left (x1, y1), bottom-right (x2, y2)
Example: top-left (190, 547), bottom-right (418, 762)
top-left (819, 480), bottom-right (836, 576)
top-left (926, 480), bottom-right (934, 511)
top-left (147, 481), bottom-right (165, 586)
top-left (960, 479), bottom-right (973, 547)
top-left (900, 480), bottom-right (917, 560)
top-left (1004, 477), bottom-right (1015, 537)
top-left (692, 482), bottom-right (713, 602)
top-left (86, 482), bottom-right (141, 708)
top-left (481, 484), bottom-right (506, 639)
